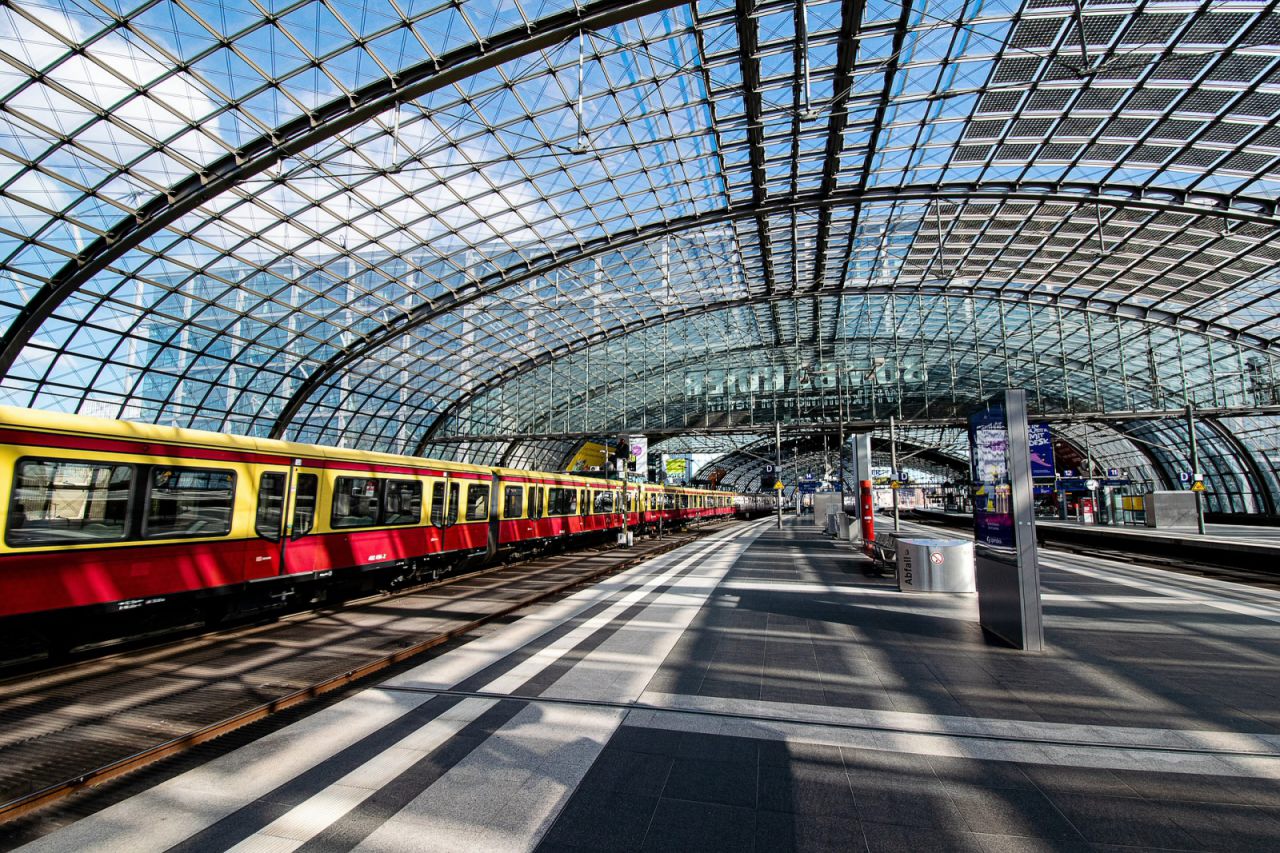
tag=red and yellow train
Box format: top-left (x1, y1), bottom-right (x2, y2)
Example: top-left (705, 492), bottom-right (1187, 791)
top-left (0, 407), bottom-right (735, 634)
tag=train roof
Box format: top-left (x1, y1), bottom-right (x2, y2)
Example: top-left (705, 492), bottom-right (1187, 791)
top-left (0, 405), bottom-right (493, 477)
top-left (1, 407), bottom-right (735, 493)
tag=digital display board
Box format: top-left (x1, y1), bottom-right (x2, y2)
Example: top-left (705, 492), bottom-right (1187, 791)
top-left (967, 390), bottom-right (1043, 652)
top-left (969, 403), bottom-right (1015, 549)
top-left (1027, 422), bottom-right (1055, 478)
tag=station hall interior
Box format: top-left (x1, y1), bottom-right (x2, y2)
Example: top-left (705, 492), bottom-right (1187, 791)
top-left (1, 0), bottom-right (1280, 851)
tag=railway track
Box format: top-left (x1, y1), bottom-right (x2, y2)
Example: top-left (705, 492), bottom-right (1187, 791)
top-left (0, 522), bottom-right (736, 839)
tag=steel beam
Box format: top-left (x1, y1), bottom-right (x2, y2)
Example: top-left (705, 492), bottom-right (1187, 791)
top-left (264, 182), bottom-right (1280, 440)
top-left (0, 0), bottom-right (690, 380)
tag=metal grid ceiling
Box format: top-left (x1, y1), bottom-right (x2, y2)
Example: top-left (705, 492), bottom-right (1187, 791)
top-left (0, 0), bottom-right (1279, 452)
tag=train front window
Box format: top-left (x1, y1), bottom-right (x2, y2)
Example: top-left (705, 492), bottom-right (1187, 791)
top-left (332, 477), bottom-right (381, 528)
top-left (255, 472), bottom-right (286, 540)
top-left (146, 467), bottom-right (235, 539)
top-left (383, 480), bottom-right (422, 525)
top-left (292, 474), bottom-right (318, 538)
top-left (7, 458), bottom-right (133, 546)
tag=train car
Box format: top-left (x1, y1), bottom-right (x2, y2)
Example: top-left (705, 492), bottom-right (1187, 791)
top-left (735, 493), bottom-right (779, 519)
top-left (0, 407), bottom-right (737, 645)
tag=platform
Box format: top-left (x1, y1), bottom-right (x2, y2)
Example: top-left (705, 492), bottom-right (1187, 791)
top-left (909, 508), bottom-right (1280, 574)
top-left (16, 518), bottom-right (1280, 853)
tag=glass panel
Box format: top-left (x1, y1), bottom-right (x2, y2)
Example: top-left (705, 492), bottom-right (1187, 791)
top-left (429, 481), bottom-right (446, 526)
top-left (292, 474), bottom-right (318, 538)
top-left (146, 467), bottom-right (235, 538)
top-left (7, 458), bottom-right (132, 546)
top-left (331, 476), bottom-right (380, 528)
top-left (503, 485), bottom-right (523, 519)
top-left (256, 472), bottom-right (286, 540)
top-left (382, 480), bottom-right (422, 525)
top-left (593, 490), bottom-right (614, 513)
top-left (465, 484), bottom-right (489, 521)
top-left (547, 487), bottom-right (576, 515)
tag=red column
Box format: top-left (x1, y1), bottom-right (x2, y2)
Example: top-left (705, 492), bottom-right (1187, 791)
top-left (859, 479), bottom-right (875, 552)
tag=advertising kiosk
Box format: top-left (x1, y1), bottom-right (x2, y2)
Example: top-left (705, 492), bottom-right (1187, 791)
top-left (969, 389), bottom-right (1044, 651)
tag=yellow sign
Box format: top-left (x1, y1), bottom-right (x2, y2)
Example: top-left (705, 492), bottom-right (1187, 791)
top-left (565, 440), bottom-right (608, 472)
top-left (890, 481), bottom-right (901, 490)
top-left (1191, 481), bottom-right (1206, 492)
top-left (773, 481), bottom-right (784, 490)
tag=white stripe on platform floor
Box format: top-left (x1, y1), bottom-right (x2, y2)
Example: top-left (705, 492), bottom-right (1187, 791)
top-left (344, 522), bottom-right (772, 853)
top-left (224, 698), bottom-right (498, 853)
top-left (380, 524), bottom-right (755, 694)
top-left (631, 692), bottom-right (1280, 778)
top-left (15, 521), bottom-right (772, 853)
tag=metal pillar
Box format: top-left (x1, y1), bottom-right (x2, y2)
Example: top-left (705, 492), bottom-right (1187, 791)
top-left (775, 420), bottom-right (783, 530)
top-left (889, 415), bottom-right (900, 532)
top-left (1186, 404), bottom-right (1206, 535)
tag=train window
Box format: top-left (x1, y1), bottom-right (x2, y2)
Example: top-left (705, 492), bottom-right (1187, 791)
top-left (292, 474), bottom-right (318, 538)
top-left (503, 485), bottom-right (523, 519)
top-left (547, 487), bottom-right (575, 515)
top-left (383, 480), bottom-right (422, 525)
top-left (332, 477), bottom-right (380, 528)
top-left (255, 473), bottom-right (286, 540)
top-left (429, 481), bottom-right (445, 526)
top-left (580, 489), bottom-right (588, 515)
top-left (146, 467), bottom-right (235, 539)
top-left (593, 491), bottom-right (609, 513)
top-left (465, 484), bottom-right (489, 521)
top-left (527, 487), bottom-right (542, 519)
top-left (7, 458), bottom-right (133, 546)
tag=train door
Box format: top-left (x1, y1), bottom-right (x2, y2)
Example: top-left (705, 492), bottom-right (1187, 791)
top-left (433, 478), bottom-right (460, 552)
top-left (247, 467), bottom-right (290, 580)
top-left (282, 470), bottom-right (321, 575)
top-left (486, 472), bottom-right (501, 560)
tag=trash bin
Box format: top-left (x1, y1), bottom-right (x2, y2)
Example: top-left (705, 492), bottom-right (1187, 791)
top-left (896, 539), bottom-right (975, 593)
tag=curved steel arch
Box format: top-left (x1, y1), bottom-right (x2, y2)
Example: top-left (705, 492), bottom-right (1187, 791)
top-left (263, 181), bottom-right (1280, 439)
top-left (0, 0), bottom-right (688, 380)
top-left (409, 285), bottom-right (1275, 451)
top-left (496, 322), bottom-right (1171, 443)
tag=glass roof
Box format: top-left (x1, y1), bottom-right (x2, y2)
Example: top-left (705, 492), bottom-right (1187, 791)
top-left (1, 0), bottom-right (1279, 456)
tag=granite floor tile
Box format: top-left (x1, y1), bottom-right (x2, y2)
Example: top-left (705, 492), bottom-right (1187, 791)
top-left (661, 757), bottom-right (757, 808)
top-left (860, 819), bottom-right (991, 853)
top-left (1044, 794), bottom-right (1203, 849)
top-left (639, 798), bottom-right (757, 853)
top-left (754, 810), bottom-right (868, 853)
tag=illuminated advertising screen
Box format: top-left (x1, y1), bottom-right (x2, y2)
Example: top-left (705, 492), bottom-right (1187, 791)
top-left (1027, 422), bottom-right (1055, 478)
top-left (969, 403), bottom-right (1014, 549)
